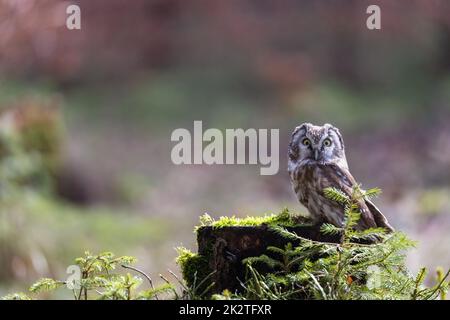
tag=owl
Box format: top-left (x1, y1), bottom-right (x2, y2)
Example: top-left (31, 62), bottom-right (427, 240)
top-left (288, 123), bottom-right (394, 232)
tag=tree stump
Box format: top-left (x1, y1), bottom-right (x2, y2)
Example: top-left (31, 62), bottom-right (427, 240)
top-left (196, 224), bottom-right (341, 294)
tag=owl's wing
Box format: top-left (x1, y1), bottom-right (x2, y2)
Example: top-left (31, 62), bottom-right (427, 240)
top-left (365, 199), bottom-right (395, 232)
top-left (317, 163), bottom-right (393, 232)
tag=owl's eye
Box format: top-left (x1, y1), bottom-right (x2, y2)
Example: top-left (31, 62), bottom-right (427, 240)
top-left (302, 138), bottom-right (311, 146)
top-left (323, 138), bottom-right (332, 147)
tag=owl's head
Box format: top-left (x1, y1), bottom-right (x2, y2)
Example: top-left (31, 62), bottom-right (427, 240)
top-left (288, 123), bottom-right (348, 169)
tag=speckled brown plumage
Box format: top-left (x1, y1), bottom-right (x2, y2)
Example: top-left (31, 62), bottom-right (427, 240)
top-left (288, 123), bottom-right (394, 232)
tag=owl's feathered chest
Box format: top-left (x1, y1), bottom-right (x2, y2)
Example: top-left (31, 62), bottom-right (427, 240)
top-left (290, 162), bottom-right (352, 194)
top-left (290, 163), bottom-right (322, 203)
top-left (289, 162), bottom-right (350, 225)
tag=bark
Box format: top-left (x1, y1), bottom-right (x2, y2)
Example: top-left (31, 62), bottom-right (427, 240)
top-left (196, 224), bottom-right (341, 293)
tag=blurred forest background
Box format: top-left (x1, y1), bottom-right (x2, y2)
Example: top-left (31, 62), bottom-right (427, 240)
top-left (1, 0), bottom-right (450, 298)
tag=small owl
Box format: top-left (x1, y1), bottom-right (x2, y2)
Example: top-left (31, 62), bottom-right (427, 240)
top-left (288, 123), bottom-right (394, 232)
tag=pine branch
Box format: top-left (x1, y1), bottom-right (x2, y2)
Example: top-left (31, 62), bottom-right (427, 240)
top-left (364, 187), bottom-right (382, 199)
top-left (323, 187), bottom-right (350, 204)
top-left (320, 223), bottom-right (343, 235)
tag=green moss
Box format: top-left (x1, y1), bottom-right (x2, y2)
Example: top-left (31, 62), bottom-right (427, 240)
top-left (175, 247), bottom-right (212, 293)
top-left (195, 208), bottom-right (309, 230)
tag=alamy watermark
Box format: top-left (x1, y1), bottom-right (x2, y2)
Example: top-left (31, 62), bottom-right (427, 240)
top-left (66, 4), bottom-right (81, 30)
top-left (171, 121), bottom-right (279, 175)
top-left (66, 265), bottom-right (81, 290)
top-left (65, 4), bottom-right (380, 31)
top-left (366, 5), bottom-right (381, 30)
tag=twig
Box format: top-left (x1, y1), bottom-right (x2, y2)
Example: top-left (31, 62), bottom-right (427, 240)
top-left (121, 264), bottom-right (158, 300)
top-left (159, 274), bottom-right (171, 285)
top-left (167, 269), bottom-right (188, 292)
top-left (271, 225), bottom-right (378, 248)
top-left (424, 269), bottom-right (450, 300)
top-left (304, 270), bottom-right (327, 300)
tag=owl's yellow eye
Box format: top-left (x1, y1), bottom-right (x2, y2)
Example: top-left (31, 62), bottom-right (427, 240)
top-left (302, 138), bottom-right (311, 146)
top-left (323, 139), bottom-right (332, 147)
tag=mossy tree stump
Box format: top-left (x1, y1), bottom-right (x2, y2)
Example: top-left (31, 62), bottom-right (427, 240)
top-left (196, 223), bottom-right (341, 294)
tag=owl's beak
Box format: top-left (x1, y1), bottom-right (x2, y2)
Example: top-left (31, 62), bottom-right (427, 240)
top-left (314, 149), bottom-right (319, 161)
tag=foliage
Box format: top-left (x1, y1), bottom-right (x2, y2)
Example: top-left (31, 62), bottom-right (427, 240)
top-left (29, 278), bottom-right (65, 294)
top-left (177, 189), bottom-right (450, 300)
top-left (196, 208), bottom-right (306, 231)
top-left (0, 99), bottom-right (63, 189)
top-left (2, 251), bottom-right (180, 300)
top-left (0, 111), bottom-right (52, 195)
top-left (175, 247), bottom-right (215, 299)
top-left (2, 250), bottom-right (222, 300)
top-left (223, 186), bottom-right (450, 300)
top-left (2, 151), bottom-right (448, 300)
top-left (320, 185), bottom-right (388, 243)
